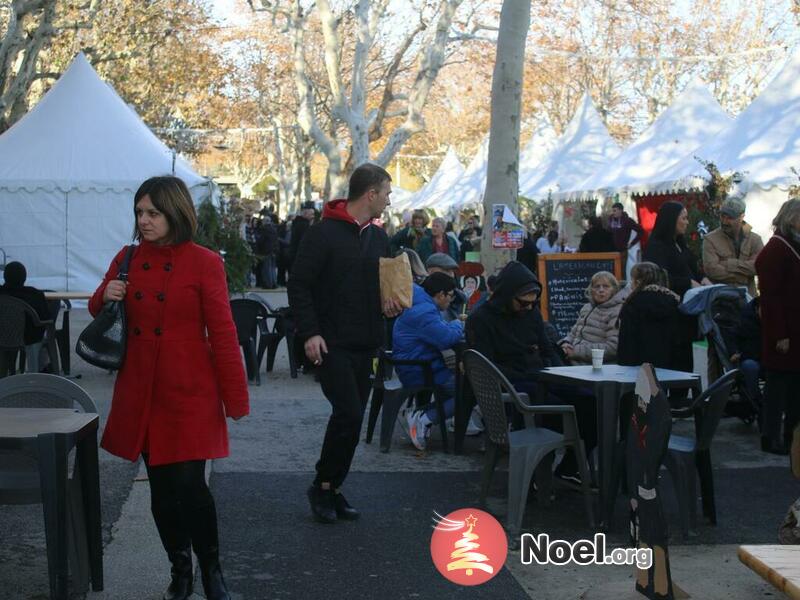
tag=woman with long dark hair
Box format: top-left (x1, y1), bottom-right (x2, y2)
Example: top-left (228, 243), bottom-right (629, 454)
top-left (642, 201), bottom-right (709, 379)
top-left (89, 176), bottom-right (249, 600)
top-left (643, 201), bottom-right (709, 297)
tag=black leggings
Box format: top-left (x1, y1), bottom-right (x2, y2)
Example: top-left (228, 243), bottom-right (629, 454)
top-left (143, 455), bottom-right (219, 556)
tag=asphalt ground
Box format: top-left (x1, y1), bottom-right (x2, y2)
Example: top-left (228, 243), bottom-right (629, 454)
top-left (0, 291), bottom-right (797, 600)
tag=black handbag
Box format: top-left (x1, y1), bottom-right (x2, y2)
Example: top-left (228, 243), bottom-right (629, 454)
top-left (76, 245), bottom-right (136, 370)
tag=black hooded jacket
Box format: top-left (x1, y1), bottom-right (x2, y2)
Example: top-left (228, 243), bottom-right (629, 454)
top-left (465, 261), bottom-right (557, 380)
top-left (617, 285), bottom-right (681, 368)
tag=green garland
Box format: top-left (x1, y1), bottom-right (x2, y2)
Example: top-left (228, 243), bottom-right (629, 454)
top-left (195, 199), bottom-right (254, 293)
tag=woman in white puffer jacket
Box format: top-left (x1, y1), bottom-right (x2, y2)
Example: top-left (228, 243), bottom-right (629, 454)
top-left (560, 271), bottom-right (629, 364)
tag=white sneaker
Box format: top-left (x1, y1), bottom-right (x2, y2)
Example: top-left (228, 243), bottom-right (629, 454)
top-left (408, 411), bottom-right (428, 450)
top-left (445, 408), bottom-right (484, 436)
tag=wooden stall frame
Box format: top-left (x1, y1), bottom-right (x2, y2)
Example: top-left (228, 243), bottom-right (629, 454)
top-left (537, 252), bottom-right (622, 322)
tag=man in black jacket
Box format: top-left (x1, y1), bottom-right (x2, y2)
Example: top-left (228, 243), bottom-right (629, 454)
top-left (289, 163), bottom-right (401, 524)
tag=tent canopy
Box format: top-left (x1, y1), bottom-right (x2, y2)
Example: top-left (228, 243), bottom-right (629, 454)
top-left (435, 136), bottom-right (490, 214)
top-left (0, 53), bottom-right (208, 291)
top-left (519, 94), bottom-right (621, 200)
top-left (397, 147), bottom-right (464, 212)
top-left (655, 47), bottom-right (800, 194)
top-left (518, 118), bottom-right (558, 184)
top-left (573, 79), bottom-right (732, 199)
top-left (0, 52), bottom-right (205, 193)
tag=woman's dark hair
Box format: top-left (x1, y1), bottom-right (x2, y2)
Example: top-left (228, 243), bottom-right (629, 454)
top-left (422, 271), bottom-right (457, 297)
top-left (347, 163), bottom-right (392, 201)
top-left (133, 176), bottom-right (198, 244)
top-left (588, 216), bottom-right (603, 229)
top-left (547, 229), bottom-right (559, 245)
top-left (650, 201), bottom-right (686, 245)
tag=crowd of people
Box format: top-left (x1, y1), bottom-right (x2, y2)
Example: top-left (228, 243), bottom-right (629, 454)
top-left (3, 164), bottom-right (799, 599)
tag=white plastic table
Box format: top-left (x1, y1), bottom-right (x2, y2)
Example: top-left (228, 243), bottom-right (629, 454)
top-left (536, 365), bottom-right (701, 528)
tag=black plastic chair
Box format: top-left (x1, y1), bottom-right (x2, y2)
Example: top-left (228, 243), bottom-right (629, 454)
top-left (247, 293), bottom-right (298, 379)
top-left (43, 294), bottom-right (73, 376)
top-left (664, 369), bottom-right (739, 538)
top-left (365, 349), bottom-right (450, 452)
top-left (0, 373), bottom-right (99, 595)
top-left (229, 299), bottom-right (267, 385)
top-left (463, 350), bottom-right (594, 536)
top-left (0, 295), bottom-right (58, 377)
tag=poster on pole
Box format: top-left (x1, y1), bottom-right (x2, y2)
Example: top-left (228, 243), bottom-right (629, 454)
top-left (491, 204), bottom-right (525, 249)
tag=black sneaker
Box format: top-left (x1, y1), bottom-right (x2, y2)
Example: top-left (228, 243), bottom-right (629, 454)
top-left (333, 492), bottom-right (360, 521)
top-left (307, 485), bottom-right (337, 524)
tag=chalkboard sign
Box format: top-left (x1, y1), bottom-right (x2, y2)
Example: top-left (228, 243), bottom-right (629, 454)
top-left (538, 252), bottom-right (622, 338)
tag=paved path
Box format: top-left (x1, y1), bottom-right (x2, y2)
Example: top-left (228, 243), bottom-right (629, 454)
top-left (0, 291), bottom-right (794, 599)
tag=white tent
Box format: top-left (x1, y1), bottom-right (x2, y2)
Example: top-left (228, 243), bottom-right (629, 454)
top-left (435, 136), bottom-right (490, 215)
top-left (651, 48), bottom-right (800, 240)
top-left (518, 118), bottom-right (558, 186)
top-left (573, 79), bottom-right (732, 200)
top-left (396, 147), bottom-right (464, 212)
top-left (518, 94), bottom-right (621, 201)
top-left (0, 53), bottom-right (210, 291)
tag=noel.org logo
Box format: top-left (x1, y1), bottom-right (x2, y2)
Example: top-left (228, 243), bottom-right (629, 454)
top-left (429, 508), bottom-right (508, 586)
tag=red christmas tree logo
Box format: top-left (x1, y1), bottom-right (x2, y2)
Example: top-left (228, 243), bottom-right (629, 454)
top-left (430, 508), bottom-right (507, 586)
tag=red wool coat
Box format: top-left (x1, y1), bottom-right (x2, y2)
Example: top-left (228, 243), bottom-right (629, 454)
top-left (90, 240), bottom-right (249, 466)
top-left (754, 234), bottom-right (800, 372)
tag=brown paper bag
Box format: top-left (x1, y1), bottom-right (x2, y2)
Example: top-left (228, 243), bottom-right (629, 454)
top-left (379, 253), bottom-right (413, 309)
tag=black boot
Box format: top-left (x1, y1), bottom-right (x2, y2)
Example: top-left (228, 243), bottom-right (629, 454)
top-left (307, 485), bottom-right (337, 523)
top-left (191, 500), bottom-right (232, 600)
top-left (150, 499), bottom-right (194, 600)
top-left (163, 548), bottom-right (194, 600)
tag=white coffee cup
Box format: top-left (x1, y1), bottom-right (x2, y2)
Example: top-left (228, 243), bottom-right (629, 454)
top-left (591, 348), bottom-right (605, 370)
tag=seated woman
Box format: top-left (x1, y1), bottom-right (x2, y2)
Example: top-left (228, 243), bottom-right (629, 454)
top-left (728, 297), bottom-right (763, 405)
top-left (617, 262), bottom-right (681, 369)
top-left (392, 272), bottom-right (465, 450)
top-left (560, 271), bottom-right (628, 365)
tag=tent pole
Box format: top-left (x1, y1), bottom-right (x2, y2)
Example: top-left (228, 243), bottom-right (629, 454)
top-left (65, 190), bottom-right (70, 291)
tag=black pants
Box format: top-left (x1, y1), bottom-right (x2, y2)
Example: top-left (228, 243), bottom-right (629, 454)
top-left (764, 370), bottom-right (800, 447)
top-left (314, 348), bottom-right (374, 489)
top-left (144, 456), bottom-right (219, 557)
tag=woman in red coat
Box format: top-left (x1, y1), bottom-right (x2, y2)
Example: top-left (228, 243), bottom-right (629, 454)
top-left (90, 176), bottom-right (248, 600)
top-left (755, 198), bottom-right (800, 455)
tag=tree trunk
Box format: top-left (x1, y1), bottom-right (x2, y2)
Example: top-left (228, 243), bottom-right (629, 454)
top-left (481, 0), bottom-right (531, 276)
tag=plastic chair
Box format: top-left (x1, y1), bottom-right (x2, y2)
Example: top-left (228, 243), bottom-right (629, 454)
top-left (230, 299), bottom-right (267, 385)
top-left (0, 295), bottom-right (59, 377)
top-left (247, 293), bottom-right (298, 379)
top-left (463, 350), bottom-right (595, 536)
top-left (365, 349), bottom-right (449, 452)
top-left (664, 369), bottom-right (738, 538)
top-left (0, 373), bottom-right (98, 595)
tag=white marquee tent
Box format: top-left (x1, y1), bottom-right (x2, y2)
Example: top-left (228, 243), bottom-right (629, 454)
top-left (518, 118), bottom-right (558, 186)
top-left (572, 79), bottom-right (732, 201)
top-left (397, 147), bottom-right (464, 212)
top-left (436, 136), bottom-right (490, 215)
top-left (0, 53), bottom-right (210, 291)
top-left (651, 48), bottom-right (800, 240)
top-left (518, 94), bottom-right (621, 201)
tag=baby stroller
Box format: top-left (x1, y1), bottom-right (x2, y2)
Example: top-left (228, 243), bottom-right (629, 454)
top-left (680, 285), bottom-right (761, 424)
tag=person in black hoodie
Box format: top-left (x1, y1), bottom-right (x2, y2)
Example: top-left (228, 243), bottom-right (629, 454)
top-left (288, 164), bottom-right (402, 524)
top-left (727, 297), bottom-right (763, 406)
top-left (0, 261), bottom-right (50, 344)
top-left (617, 262), bottom-right (681, 369)
top-left (466, 261), bottom-right (595, 482)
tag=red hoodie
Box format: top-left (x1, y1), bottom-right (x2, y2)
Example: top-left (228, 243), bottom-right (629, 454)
top-left (323, 198), bottom-right (377, 230)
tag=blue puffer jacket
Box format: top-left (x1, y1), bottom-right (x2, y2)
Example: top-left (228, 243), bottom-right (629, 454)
top-left (392, 284), bottom-right (464, 387)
